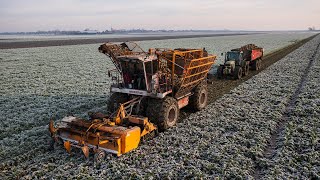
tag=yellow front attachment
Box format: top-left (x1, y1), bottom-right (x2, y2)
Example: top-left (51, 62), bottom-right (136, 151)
top-left (58, 122), bottom-right (142, 156)
top-left (97, 127), bottom-right (142, 156)
top-left (120, 127), bottom-right (141, 155)
top-left (51, 98), bottom-right (157, 158)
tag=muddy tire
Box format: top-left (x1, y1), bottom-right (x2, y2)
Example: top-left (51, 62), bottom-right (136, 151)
top-left (234, 66), bottom-right (242, 79)
top-left (258, 59), bottom-right (262, 70)
top-left (253, 59), bottom-right (260, 71)
top-left (189, 81), bottom-right (208, 111)
top-left (107, 93), bottom-right (129, 113)
top-left (217, 66), bottom-right (223, 79)
top-left (244, 62), bottom-right (249, 76)
top-left (146, 97), bottom-right (179, 131)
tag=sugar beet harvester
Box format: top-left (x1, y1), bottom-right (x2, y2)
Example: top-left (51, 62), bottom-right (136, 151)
top-left (49, 42), bottom-right (216, 161)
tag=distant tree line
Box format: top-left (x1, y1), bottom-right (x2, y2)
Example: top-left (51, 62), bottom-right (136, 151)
top-left (0, 28), bottom-right (231, 35)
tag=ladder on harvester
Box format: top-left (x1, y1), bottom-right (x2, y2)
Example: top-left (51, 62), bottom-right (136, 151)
top-left (173, 50), bottom-right (215, 99)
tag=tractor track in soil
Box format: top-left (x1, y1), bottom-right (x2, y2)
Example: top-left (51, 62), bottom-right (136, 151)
top-left (179, 34), bottom-right (319, 121)
top-left (253, 37), bottom-right (320, 179)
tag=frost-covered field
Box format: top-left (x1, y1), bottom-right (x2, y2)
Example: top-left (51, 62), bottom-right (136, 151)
top-left (263, 42), bottom-right (320, 178)
top-left (0, 32), bottom-right (315, 96)
top-left (0, 33), bottom-right (314, 140)
top-left (138, 32), bottom-right (315, 65)
top-left (0, 33), bottom-right (319, 179)
top-left (0, 45), bottom-right (111, 141)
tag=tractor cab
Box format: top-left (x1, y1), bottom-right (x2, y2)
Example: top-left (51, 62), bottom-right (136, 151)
top-left (223, 50), bottom-right (244, 71)
top-left (225, 50), bottom-right (243, 64)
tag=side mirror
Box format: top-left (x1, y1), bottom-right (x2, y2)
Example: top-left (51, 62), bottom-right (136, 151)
top-left (221, 53), bottom-right (224, 56)
top-left (108, 70), bottom-right (111, 77)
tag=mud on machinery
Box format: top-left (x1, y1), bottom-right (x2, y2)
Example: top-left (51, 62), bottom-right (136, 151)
top-left (49, 42), bottom-right (216, 161)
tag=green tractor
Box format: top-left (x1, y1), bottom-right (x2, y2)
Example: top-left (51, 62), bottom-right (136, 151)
top-left (217, 44), bottom-right (263, 79)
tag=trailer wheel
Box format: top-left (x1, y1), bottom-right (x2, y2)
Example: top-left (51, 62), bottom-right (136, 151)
top-left (253, 59), bottom-right (260, 71)
top-left (107, 93), bottom-right (129, 113)
top-left (244, 63), bottom-right (249, 76)
top-left (189, 81), bottom-right (208, 111)
top-left (217, 66), bottom-right (223, 79)
top-left (258, 59), bottom-right (262, 69)
top-left (146, 97), bottom-right (179, 131)
top-left (234, 66), bottom-right (242, 79)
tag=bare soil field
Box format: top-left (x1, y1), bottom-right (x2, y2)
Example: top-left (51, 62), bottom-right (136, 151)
top-left (0, 33), bottom-right (251, 49)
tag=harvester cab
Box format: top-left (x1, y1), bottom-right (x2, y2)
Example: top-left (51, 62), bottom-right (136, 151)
top-left (102, 42), bottom-right (172, 98)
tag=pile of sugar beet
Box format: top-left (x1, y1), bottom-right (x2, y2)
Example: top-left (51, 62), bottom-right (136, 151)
top-left (1, 35), bottom-right (319, 179)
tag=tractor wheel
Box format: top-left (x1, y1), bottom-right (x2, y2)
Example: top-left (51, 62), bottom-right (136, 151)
top-left (146, 96), bottom-right (179, 131)
top-left (189, 81), bottom-right (208, 111)
top-left (234, 66), bottom-right (242, 79)
top-left (217, 66), bottom-right (223, 79)
top-left (107, 93), bottom-right (129, 113)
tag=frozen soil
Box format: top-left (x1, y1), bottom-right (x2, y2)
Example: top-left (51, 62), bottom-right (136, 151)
top-left (0, 44), bottom-right (112, 140)
top-left (0, 35), bottom-right (319, 179)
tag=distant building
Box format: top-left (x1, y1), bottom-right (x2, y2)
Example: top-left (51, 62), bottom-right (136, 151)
top-left (80, 28), bottom-right (98, 34)
top-left (308, 26), bottom-right (316, 31)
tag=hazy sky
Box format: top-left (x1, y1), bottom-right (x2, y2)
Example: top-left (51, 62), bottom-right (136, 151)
top-left (0, 0), bottom-right (319, 32)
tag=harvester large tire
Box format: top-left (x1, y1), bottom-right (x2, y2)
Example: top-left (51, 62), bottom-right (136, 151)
top-left (146, 97), bottom-right (179, 131)
top-left (217, 66), bottom-right (223, 79)
top-left (234, 66), bottom-right (242, 79)
top-left (107, 93), bottom-right (129, 113)
top-left (189, 81), bottom-right (208, 111)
